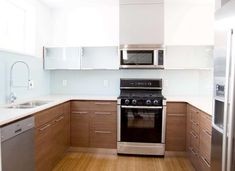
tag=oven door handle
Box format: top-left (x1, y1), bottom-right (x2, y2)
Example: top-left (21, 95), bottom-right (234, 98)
top-left (121, 105), bottom-right (163, 109)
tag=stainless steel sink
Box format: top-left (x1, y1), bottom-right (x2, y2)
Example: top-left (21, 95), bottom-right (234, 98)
top-left (6, 100), bottom-right (51, 109)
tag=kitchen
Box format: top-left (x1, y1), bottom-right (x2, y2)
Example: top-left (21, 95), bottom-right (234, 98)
top-left (0, 0), bottom-right (232, 171)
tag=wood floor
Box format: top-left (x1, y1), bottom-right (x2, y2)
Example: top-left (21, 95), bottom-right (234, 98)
top-left (53, 152), bottom-right (195, 171)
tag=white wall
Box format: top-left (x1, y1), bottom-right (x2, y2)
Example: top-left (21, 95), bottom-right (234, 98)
top-left (50, 1), bottom-right (119, 46)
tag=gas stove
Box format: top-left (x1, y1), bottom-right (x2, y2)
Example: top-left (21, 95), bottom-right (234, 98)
top-left (117, 78), bottom-right (167, 156)
top-left (118, 79), bottom-right (166, 107)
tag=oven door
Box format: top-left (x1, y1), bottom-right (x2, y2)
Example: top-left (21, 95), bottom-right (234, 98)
top-left (120, 106), bottom-right (164, 143)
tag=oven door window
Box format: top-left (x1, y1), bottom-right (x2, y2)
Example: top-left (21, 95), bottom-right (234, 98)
top-left (121, 108), bottom-right (162, 143)
top-left (121, 50), bottom-right (154, 65)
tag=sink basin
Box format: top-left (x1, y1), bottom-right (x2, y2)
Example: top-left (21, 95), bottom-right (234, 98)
top-left (6, 100), bottom-right (51, 109)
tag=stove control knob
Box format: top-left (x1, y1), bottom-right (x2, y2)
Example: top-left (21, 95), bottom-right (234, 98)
top-left (132, 99), bottom-right (137, 105)
top-left (153, 100), bottom-right (159, 105)
top-left (125, 99), bottom-right (130, 105)
top-left (146, 100), bottom-right (152, 105)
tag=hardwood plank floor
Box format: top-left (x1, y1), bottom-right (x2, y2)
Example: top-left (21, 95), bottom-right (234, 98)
top-left (53, 152), bottom-right (195, 171)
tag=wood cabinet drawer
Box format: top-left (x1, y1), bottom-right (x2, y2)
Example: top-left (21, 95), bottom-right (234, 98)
top-left (191, 121), bottom-right (200, 135)
top-left (91, 101), bottom-right (117, 112)
top-left (189, 106), bottom-right (199, 125)
top-left (71, 100), bottom-right (117, 112)
top-left (90, 129), bottom-right (117, 148)
top-left (167, 102), bottom-right (187, 114)
top-left (200, 112), bottom-right (212, 135)
top-left (190, 131), bottom-right (199, 152)
top-left (35, 104), bottom-right (64, 128)
top-left (200, 128), bottom-right (212, 164)
top-left (189, 148), bottom-right (200, 171)
top-left (71, 114), bottom-right (90, 147)
top-left (199, 155), bottom-right (211, 171)
top-left (90, 111), bottom-right (117, 130)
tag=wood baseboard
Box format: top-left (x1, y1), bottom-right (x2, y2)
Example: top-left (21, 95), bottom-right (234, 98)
top-left (68, 147), bottom-right (117, 155)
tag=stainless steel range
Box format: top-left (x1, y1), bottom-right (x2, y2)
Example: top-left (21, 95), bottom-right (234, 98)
top-left (117, 79), bottom-right (166, 156)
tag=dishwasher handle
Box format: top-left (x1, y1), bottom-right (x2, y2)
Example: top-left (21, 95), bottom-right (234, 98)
top-left (1, 116), bottom-right (35, 142)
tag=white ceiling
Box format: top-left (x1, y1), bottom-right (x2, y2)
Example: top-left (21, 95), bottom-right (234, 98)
top-left (40, 0), bottom-right (118, 8)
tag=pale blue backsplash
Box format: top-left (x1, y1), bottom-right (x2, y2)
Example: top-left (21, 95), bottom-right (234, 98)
top-left (0, 51), bottom-right (50, 105)
top-left (50, 69), bottom-right (213, 97)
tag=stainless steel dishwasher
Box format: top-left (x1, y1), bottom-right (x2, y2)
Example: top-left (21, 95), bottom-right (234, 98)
top-left (1, 116), bottom-right (35, 171)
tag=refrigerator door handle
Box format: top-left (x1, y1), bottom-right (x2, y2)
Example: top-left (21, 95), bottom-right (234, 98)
top-left (222, 29), bottom-right (234, 171)
top-left (227, 29), bottom-right (235, 171)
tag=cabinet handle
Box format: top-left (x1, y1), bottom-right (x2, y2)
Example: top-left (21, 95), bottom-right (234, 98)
top-left (94, 102), bottom-right (111, 105)
top-left (95, 131), bottom-right (112, 134)
top-left (203, 129), bottom-right (212, 136)
top-left (72, 111), bottom-right (88, 114)
top-left (39, 124), bottom-right (51, 131)
top-left (200, 156), bottom-right (210, 167)
top-left (190, 131), bottom-right (198, 139)
top-left (167, 114), bottom-right (185, 117)
top-left (190, 147), bottom-right (198, 156)
top-left (191, 120), bottom-right (199, 126)
top-left (55, 116), bottom-right (64, 122)
top-left (95, 112), bottom-right (111, 115)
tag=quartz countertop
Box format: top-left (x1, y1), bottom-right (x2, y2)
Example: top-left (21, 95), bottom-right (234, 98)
top-left (166, 96), bottom-right (213, 115)
top-left (0, 95), bottom-right (212, 126)
top-left (0, 95), bottom-right (118, 126)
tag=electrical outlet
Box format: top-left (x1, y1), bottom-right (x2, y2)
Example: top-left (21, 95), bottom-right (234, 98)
top-left (62, 80), bottom-right (67, 87)
top-left (28, 80), bottom-right (34, 89)
top-left (103, 80), bottom-right (109, 87)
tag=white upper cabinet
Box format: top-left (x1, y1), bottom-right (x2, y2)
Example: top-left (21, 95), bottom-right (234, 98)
top-left (44, 47), bottom-right (82, 70)
top-left (164, 0), bottom-right (214, 45)
top-left (51, 1), bottom-right (119, 47)
top-left (120, 0), bottom-right (164, 45)
top-left (81, 47), bottom-right (119, 70)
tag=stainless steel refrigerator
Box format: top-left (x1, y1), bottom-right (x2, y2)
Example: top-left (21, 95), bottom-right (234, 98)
top-left (212, 1), bottom-right (235, 171)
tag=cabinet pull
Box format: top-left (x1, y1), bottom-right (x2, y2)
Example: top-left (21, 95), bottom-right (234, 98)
top-left (72, 111), bottom-right (88, 114)
top-left (95, 112), bottom-right (111, 115)
top-left (55, 116), bottom-right (64, 122)
top-left (190, 148), bottom-right (198, 156)
top-left (95, 131), bottom-right (112, 134)
top-left (39, 124), bottom-right (51, 131)
top-left (190, 131), bottom-right (198, 139)
top-left (200, 156), bottom-right (210, 167)
top-left (191, 120), bottom-right (199, 126)
top-left (203, 129), bottom-right (212, 136)
top-left (167, 114), bottom-right (185, 117)
top-left (94, 102), bottom-right (111, 105)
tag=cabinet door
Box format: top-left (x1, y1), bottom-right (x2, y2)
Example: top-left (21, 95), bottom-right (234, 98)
top-left (51, 114), bottom-right (67, 167)
top-left (35, 122), bottom-right (53, 171)
top-left (120, 3), bottom-right (164, 44)
top-left (44, 47), bottom-right (82, 70)
top-left (81, 47), bottom-right (119, 69)
top-left (166, 102), bottom-right (187, 151)
top-left (71, 112), bottom-right (90, 147)
top-left (64, 102), bottom-right (71, 148)
top-left (165, 0), bottom-right (214, 45)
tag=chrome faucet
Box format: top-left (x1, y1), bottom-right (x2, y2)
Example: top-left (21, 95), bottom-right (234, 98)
top-left (9, 61), bottom-right (31, 103)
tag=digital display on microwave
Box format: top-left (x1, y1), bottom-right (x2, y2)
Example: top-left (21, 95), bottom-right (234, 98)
top-left (120, 50), bottom-right (154, 65)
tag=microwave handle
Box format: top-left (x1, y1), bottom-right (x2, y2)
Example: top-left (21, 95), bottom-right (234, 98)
top-left (154, 50), bottom-right (158, 66)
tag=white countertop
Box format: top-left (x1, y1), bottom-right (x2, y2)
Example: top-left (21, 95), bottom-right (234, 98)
top-left (166, 96), bottom-right (213, 115)
top-left (0, 95), bottom-right (212, 126)
top-left (0, 95), bottom-right (118, 126)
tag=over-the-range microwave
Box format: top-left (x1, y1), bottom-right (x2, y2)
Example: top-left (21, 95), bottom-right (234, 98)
top-left (119, 45), bottom-right (165, 69)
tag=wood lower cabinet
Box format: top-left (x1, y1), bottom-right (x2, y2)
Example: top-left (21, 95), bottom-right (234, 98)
top-left (71, 100), bottom-right (117, 149)
top-left (35, 103), bottom-right (70, 171)
top-left (166, 102), bottom-right (187, 151)
top-left (187, 104), bottom-right (212, 171)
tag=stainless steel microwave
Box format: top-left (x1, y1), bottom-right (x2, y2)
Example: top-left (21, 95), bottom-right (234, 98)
top-left (119, 45), bottom-right (165, 69)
